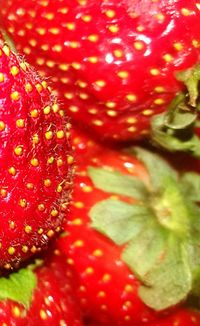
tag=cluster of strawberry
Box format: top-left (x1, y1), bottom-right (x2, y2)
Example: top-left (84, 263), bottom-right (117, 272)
top-left (0, 1), bottom-right (200, 325)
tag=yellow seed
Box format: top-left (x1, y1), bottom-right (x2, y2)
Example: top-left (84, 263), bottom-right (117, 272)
top-left (51, 209), bottom-right (59, 217)
top-left (173, 42), bottom-right (183, 51)
top-left (67, 155), bottom-right (74, 165)
top-left (71, 218), bottom-right (82, 225)
top-left (81, 14), bottom-right (92, 22)
top-left (92, 249), bottom-right (103, 257)
top-left (52, 103), bottom-right (59, 113)
top-left (40, 309), bottom-right (48, 320)
top-left (102, 273), bottom-right (112, 282)
top-left (94, 80), bottom-right (106, 87)
top-left (56, 130), bottom-right (65, 139)
top-left (113, 49), bottom-right (123, 58)
top-left (85, 267), bottom-right (94, 275)
top-left (31, 158), bottom-right (39, 167)
top-left (11, 91), bottom-right (20, 101)
top-left (117, 71), bottom-right (129, 79)
top-left (133, 41), bottom-right (144, 50)
top-left (150, 68), bottom-right (160, 76)
top-left (45, 130), bottom-right (53, 140)
top-left (154, 98), bottom-right (165, 105)
top-left (87, 56), bottom-right (98, 63)
top-left (105, 102), bottom-right (116, 109)
top-left (47, 229), bottom-right (54, 237)
top-left (0, 121), bottom-right (5, 131)
top-left (108, 25), bottom-right (119, 33)
top-left (47, 156), bottom-right (55, 164)
top-left (126, 94), bottom-right (137, 102)
top-left (87, 34), bottom-right (99, 42)
top-left (10, 66), bottom-right (19, 76)
top-left (49, 27), bottom-right (60, 35)
top-left (92, 119), bottom-right (104, 126)
top-left (163, 53), bottom-right (173, 62)
top-left (44, 179), bottom-right (52, 187)
top-left (16, 119), bottom-right (25, 128)
top-left (8, 246), bottom-right (15, 255)
top-left (36, 83), bottom-right (43, 92)
top-left (22, 245), bottom-right (29, 253)
top-left (19, 199), bottom-right (27, 208)
top-left (32, 134), bottom-right (39, 144)
top-left (57, 185), bottom-right (63, 192)
top-left (26, 183), bottom-right (34, 190)
top-left (105, 9), bottom-right (116, 18)
top-left (53, 44), bottom-right (62, 52)
top-left (14, 146), bottom-right (23, 156)
top-left (74, 240), bottom-right (84, 247)
top-left (98, 291), bottom-right (106, 298)
top-left (38, 228), bottom-right (44, 234)
top-left (65, 22), bottom-right (76, 30)
top-left (8, 167), bottom-right (16, 175)
top-left (71, 62), bottom-right (81, 70)
top-left (43, 106), bottom-right (51, 114)
top-left (154, 86), bottom-right (165, 93)
top-left (30, 109), bottom-right (39, 118)
top-left (0, 189), bottom-right (7, 197)
top-left (38, 203), bottom-right (45, 211)
top-left (25, 225), bottom-right (32, 233)
top-left (106, 110), bottom-right (117, 117)
top-left (0, 72), bottom-right (5, 82)
top-left (2, 45), bottom-right (10, 56)
top-left (181, 8), bottom-right (192, 16)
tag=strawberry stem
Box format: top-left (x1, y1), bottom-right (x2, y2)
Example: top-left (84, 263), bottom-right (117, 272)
top-left (150, 112), bottom-right (200, 158)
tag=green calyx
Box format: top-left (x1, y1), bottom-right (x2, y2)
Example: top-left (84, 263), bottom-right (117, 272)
top-left (151, 64), bottom-right (200, 157)
top-left (88, 147), bottom-right (200, 311)
top-left (0, 267), bottom-right (37, 309)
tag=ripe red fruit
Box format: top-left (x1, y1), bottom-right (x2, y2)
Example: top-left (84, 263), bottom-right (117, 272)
top-left (2, 0), bottom-right (200, 143)
top-left (0, 41), bottom-right (74, 271)
top-left (0, 246), bottom-right (83, 325)
top-left (146, 308), bottom-right (200, 326)
top-left (58, 132), bottom-right (200, 325)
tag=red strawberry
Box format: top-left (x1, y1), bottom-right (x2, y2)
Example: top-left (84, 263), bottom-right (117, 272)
top-left (146, 308), bottom-right (200, 326)
top-left (85, 308), bottom-right (200, 326)
top-left (0, 246), bottom-right (83, 325)
top-left (58, 133), bottom-right (200, 325)
top-left (0, 40), bottom-right (74, 271)
top-left (2, 0), bottom-right (200, 148)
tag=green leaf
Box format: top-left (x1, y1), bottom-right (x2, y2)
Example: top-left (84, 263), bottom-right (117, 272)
top-left (127, 147), bottom-right (178, 191)
top-left (181, 172), bottom-right (200, 202)
top-left (138, 237), bottom-right (192, 311)
top-left (150, 113), bottom-right (200, 158)
top-left (0, 268), bottom-right (37, 309)
top-left (122, 223), bottom-right (167, 283)
top-left (152, 176), bottom-right (190, 237)
top-left (88, 167), bottom-right (148, 200)
top-left (89, 199), bottom-right (152, 245)
top-left (165, 109), bottom-right (197, 130)
top-left (176, 64), bottom-right (200, 107)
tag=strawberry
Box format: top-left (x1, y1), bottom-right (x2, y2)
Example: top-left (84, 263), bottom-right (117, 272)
top-left (146, 308), bottom-right (200, 326)
top-left (0, 40), bottom-right (74, 271)
top-left (0, 246), bottom-right (83, 325)
top-left (2, 0), bottom-right (200, 150)
top-left (58, 134), bottom-right (200, 325)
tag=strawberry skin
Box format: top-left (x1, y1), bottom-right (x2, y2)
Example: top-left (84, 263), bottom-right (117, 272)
top-left (0, 41), bottom-right (74, 271)
top-left (1, 0), bottom-right (200, 141)
top-left (146, 308), bottom-right (200, 326)
top-left (0, 247), bottom-right (83, 326)
top-left (58, 133), bottom-right (161, 325)
top-left (58, 130), bottom-right (200, 325)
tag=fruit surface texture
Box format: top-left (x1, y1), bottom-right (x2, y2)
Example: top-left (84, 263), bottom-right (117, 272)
top-left (2, 1), bottom-right (200, 141)
top-left (0, 41), bottom-right (74, 271)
